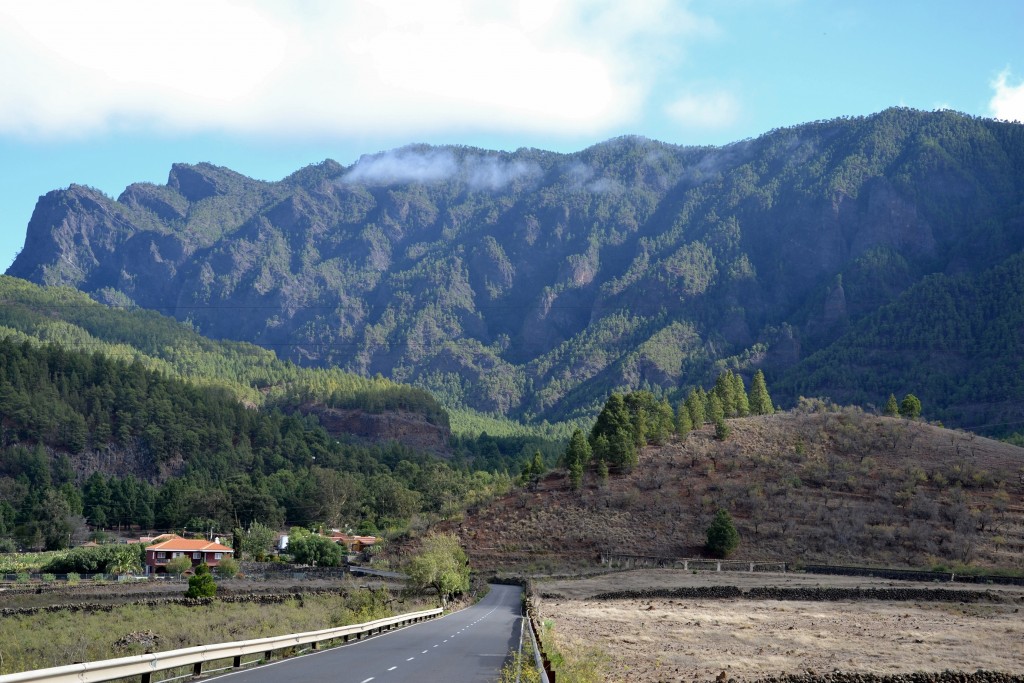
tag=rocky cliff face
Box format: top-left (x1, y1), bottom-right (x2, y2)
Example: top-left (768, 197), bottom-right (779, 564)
top-left (9, 109), bottom-right (1024, 425)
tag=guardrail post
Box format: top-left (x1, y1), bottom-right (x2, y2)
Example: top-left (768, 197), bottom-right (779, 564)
top-left (265, 649), bottom-right (273, 661)
top-left (141, 673), bottom-right (151, 683)
top-left (233, 655), bottom-right (242, 668)
top-left (193, 662), bottom-right (203, 677)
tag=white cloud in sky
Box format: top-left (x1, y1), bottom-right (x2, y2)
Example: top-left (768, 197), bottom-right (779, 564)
top-left (340, 148), bottom-right (541, 189)
top-left (989, 68), bottom-right (1024, 123)
top-left (664, 90), bottom-right (740, 129)
top-left (0, 0), bottom-right (719, 139)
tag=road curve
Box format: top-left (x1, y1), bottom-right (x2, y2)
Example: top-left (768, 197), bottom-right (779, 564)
top-left (213, 584), bottom-right (524, 683)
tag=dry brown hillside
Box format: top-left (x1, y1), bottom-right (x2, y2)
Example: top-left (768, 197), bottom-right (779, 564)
top-left (447, 405), bottom-right (1024, 573)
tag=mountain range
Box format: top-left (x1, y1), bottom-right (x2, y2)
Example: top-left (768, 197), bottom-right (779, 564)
top-left (9, 107), bottom-right (1024, 434)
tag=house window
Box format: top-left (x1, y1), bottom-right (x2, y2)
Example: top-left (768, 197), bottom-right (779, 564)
top-left (173, 552), bottom-right (182, 558)
top-left (214, 553), bottom-right (223, 560)
top-left (193, 552), bottom-right (201, 559)
top-left (157, 552), bottom-right (166, 559)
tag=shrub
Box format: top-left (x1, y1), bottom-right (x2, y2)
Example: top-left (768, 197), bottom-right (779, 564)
top-left (706, 509), bottom-right (740, 558)
top-left (165, 554), bottom-right (193, 578)
top-left (215, 557), bottom-right (239, 578)
top-left (288, 534), bottom-right (342, 567)
top-left (67, 572), bottom-right (80, 584)
top-left (185, 564), bottom-right (217, 598)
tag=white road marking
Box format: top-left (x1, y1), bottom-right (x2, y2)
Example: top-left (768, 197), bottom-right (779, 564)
top-left (422, 650), bottom-right (428, 654)
top-left (361, 678), bottom-right (374, 683)
top-left (388, 666), bottom-right (398, 671)
top-left (407, 657), bottom-right (415, 661)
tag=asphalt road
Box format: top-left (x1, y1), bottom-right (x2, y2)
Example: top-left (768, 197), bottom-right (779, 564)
top-left (213, 583), bottom-right (524, 683)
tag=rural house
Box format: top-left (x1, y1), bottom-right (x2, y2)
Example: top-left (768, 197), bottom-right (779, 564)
top-left (144, 535), bottom-right (234, 575)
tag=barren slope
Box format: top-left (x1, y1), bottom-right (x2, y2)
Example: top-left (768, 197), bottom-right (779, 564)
top-left (450, 408), bottom-right (1024, 572)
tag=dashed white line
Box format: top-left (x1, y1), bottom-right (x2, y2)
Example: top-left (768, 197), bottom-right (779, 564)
top-left (422, 650), bottom-right (428, 654)
top-left (388, 666), bottom-right (398, 671)
top-left (360, 678), bottom-right (374, 683)
top-left (407, 657), bottom-right (415, 661)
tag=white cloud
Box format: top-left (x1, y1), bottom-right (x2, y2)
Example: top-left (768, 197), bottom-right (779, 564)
top-left (340, 148), bottom-right (540, 190)
top-left (664, 90), bottom-right (740, 129)
top-left (990, 68), bottom-right (1024, 123)
top-left (0, 0), bottom-right (717, 139)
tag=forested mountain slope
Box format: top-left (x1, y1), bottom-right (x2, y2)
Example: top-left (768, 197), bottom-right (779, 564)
top-left (0, 280), bottom-right (526, 549)
top-left (9, 108), bottom-right (1024, 431)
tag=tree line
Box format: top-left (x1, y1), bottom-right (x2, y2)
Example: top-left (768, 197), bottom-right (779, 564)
top-left (0, 336), bottom-right (512, 551)
top-left (561, 370), bottom-right (774, 488)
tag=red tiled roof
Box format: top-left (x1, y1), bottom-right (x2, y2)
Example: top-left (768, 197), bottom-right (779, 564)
top-left (147, 535), bottom-right (233, 553)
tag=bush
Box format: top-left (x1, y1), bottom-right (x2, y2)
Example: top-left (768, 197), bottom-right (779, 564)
top-left (706, 509), bottom-right (740, 558)
top-left (215, 557), bottom-right (239, 578)
top-left (67, 572), bottom-right (80, 584)
top-left (165, 554), bottom-right (193, 578)
top-left (288, 534), bottom-right (342, 567)
top-left (185, 564), bottom-right (217, 598)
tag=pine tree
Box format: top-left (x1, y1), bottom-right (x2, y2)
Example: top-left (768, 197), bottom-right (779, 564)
top-left (708, 392), bottom-right (725, 424)
top-left (732, 372), bottom-right (750, 417)
top-left (685, 388), bottom-right (706, 427)
top-left (706, 509), bottom-right (740, 558)
top-left (714, 416), bottom-right (730, 441)
top-left (590, 394), bottom-right (632, 445)
top-left (563, 429), bottom-right (591, 491)
top-left (714, 371), bottom-right (737, 417)
top-left (654, 397), bottom-right (675, 444)
top-left (884, 394), bottom-right (900, 416)
top-left (748, 370), bottom-right (774, 415)
top-left (676, 402), bottom-right (693, 436)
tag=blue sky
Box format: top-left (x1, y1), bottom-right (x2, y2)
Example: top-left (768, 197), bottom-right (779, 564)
top-left (2, 0), bottom-right (1023, 272)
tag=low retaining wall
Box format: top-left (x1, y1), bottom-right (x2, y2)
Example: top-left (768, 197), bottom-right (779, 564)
top-left (579, 586), bottom-right (1010, 603)
top-left (720, 671), bottom-right (1024, 683)
top-left (801, 564), bottom-right (1024, 587)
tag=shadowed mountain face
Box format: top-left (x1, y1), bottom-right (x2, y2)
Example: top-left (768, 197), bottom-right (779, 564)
top-left (9, 109), bottom-right (1024, 430)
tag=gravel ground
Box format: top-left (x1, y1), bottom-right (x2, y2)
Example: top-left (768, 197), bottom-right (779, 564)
top-left (535, 570), bottom-right (1024, 682)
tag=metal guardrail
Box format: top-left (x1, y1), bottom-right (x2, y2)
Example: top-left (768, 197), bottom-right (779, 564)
top-left (0, 608), bottom-right (442, 683)
top-left (523, 615), bottom-right (550, 683)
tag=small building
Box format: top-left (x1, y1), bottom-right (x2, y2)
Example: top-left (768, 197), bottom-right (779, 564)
top-left (328, 532), bottom-right (378, 553)
top-left (144, 535), bottom-right (234, 575)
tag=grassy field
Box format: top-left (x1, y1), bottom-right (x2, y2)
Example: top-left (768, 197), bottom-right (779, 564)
top-left (0, 581), bottom-right (399, 675)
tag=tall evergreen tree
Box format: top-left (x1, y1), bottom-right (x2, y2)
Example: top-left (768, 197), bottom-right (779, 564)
top-left (732, 373), bottom-right (750, 417)
top-left (884, 394), bottom-right (900, 416)
top-left (562, 429), bottom-right (592, 471)
top-left (654, 397), bottom-right (676, 444)
top-left (748, 370), bottom-right (774, 415)
top-left (714, 371), bottom-right (737, 417)
top-left (685, 388), bottom-right (706, 427)
top-left (675, 401), bottom-right (693, 436)
top-left (707, 392), bottom-right (725, 424)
